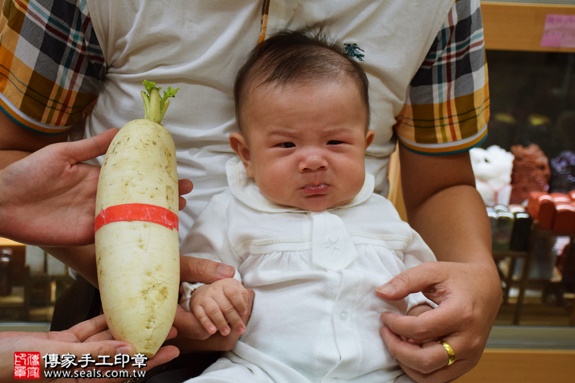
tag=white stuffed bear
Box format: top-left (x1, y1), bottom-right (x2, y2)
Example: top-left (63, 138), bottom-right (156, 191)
top-left (470, 145), bottom-right (514, 207)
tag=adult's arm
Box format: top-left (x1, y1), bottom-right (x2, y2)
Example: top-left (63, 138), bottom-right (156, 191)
top-left (377, 146), bottom-right (500, 383)
top-left (0, 125), bottom-right (117, 244)
top-left (0, 0), bottom-right (107, 278)
top-left (0, 119), bottom-right (194, 283)
top-left (377, 1), bottom-right (501, 381)
top-left (0, 0), bottom-right (102, 166)
top-left (0, 113), bottom-right (68, 168)
top-left (0, 110), bottom-right (112, 283)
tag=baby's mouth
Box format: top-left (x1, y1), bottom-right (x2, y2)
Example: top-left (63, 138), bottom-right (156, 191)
top-left (301, 183), bottom-right (330, 195)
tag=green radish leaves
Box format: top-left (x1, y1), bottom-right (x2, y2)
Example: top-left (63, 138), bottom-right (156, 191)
top-left (141, 80), bottom-right (179, 124)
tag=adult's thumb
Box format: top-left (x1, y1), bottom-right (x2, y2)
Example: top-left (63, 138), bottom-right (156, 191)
top-left (67, 128), bottom-right (119, 163)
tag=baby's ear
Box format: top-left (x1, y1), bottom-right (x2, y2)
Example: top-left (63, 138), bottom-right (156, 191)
top-left (365, 130), bottom-right (375, 148)
top-left (229, 132), bottom-right (253, 177)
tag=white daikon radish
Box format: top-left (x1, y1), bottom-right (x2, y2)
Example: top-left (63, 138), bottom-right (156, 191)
top-left (95, 80), bottom-right (180, 357)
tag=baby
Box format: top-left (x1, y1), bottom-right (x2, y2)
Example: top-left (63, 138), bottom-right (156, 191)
top-left (180, 28), bottom-right (437, 383)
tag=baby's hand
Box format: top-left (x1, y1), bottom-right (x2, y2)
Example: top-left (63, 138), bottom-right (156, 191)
top-left (190, 278), bottom-right (249, 336)
top-left (406, 303), bottom-right (434, 317)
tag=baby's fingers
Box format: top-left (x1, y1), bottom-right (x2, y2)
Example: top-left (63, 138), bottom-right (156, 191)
top-left (226, 286), bottom-right (250, 317)
top-left (192, 299), bottom-right (225, 336)
top-left (217, 296), bottom-right (246, 335)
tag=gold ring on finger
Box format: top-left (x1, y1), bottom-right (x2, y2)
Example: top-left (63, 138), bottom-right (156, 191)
top-left (439, 340), bottom-right (456, 366)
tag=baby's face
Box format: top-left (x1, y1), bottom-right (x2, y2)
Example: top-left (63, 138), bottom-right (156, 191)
top-left (235, 77), bottom-right (373, 212)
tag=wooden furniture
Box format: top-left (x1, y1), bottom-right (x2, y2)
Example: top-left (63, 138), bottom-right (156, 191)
top-left (457, 348), bottom-right (575, 382)
top-left (0, 237), bottom-right (25, 248)
top-left (493, 249), bottom-right (532, 324)
top-left (482, 1), bottom-right (575, 52)
top-left (532, 228), bottom-right (575, 325)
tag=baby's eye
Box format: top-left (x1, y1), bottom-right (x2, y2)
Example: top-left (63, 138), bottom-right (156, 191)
top-left (327, 140), bottom-right (344, 145)
top-left (276, 142), bottom-right (296, 148)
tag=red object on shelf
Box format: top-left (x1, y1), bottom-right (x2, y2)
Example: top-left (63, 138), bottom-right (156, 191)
top-left (550, 192), bottom-right (571, 203)
top-left (554, 203), bottom-right (575, 233)
top-left (527, 191), bottom-right (575, 234)
top-left (538, 195), bottom-right (556, 230)
top-left (527, 191), bottom-right (547, 218)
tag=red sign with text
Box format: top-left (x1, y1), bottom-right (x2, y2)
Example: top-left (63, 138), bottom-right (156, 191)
top-left (14, 352), bottom-right (41, 380)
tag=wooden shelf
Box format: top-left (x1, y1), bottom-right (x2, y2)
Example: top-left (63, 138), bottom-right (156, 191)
top-left (0, 237), bottom-right (25, 247)
top-left (457, 349), bottom-right (575, 382)
top-left (482, 1), bottom-right (575, 52)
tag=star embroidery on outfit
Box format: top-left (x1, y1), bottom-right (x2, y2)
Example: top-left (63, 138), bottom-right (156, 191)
top-left (343, 43), bottom-right (365, 62)
top-left (325, 235), bottom-right (341, 254)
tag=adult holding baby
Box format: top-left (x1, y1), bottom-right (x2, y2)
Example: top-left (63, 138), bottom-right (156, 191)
top-left (0, 1), bottom-right (500, 381)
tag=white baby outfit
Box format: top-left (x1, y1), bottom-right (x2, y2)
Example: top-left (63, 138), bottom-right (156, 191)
top-left (181, 158), bottom-right (437, 383)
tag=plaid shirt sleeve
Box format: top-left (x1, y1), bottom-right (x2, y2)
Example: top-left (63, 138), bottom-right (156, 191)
top-left (0, 0), bottom-right (105, 134)
top-left (395, 0), bottom-right (490, 155)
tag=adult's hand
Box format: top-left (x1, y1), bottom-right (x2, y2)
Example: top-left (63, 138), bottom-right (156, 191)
top-left (0, 130), bottom-right (117, 246)
top-left (0, 129), bottom-right (193, 247)
top-left (392, 146), bottom-right (501, 381)
top-left (0, 315), bottom-right (179, 383)
top-left (377, 261), bottom-right (501, 382)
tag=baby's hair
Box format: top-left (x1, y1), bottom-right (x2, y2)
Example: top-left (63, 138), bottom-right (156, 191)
top-left (234, 27), bottom-right (370, 130)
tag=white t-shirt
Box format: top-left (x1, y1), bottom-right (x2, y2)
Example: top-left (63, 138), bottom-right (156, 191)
top-left (85, 0), bottom-right (454, 236)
